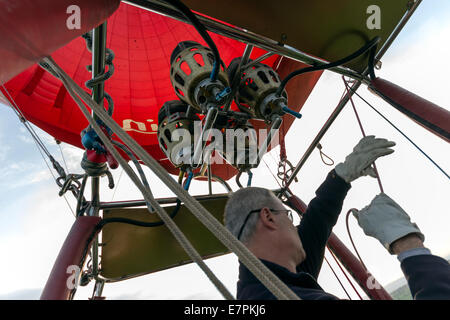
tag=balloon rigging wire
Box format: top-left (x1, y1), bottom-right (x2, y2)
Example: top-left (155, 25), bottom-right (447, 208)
top-left (1, 84), bottom-right (76, 217)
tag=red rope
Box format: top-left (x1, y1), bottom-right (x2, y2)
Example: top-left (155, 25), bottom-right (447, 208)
top-left (324, 256), bottom-right (352, 300)
top-left (327, 245), bottom-right (364, 300)
top-left (342, 77), bottom-right (387, 298)
top-left (345, 209), bottom-right (368, 271)
top-left (278, 123), bottom-right (288, 187)
top-left (343, 77), bottom-right (385, 193)
top-left (279, 123), bottom-right (287, 162)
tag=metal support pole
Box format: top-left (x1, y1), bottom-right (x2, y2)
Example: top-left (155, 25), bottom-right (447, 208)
top-left (375, 0), bottom-right (422, 62)
top-left (242, 51), bottom-right (275, 69)
top-left (257, 116), bottom-right (283, 164)
top-left (193, 106), bottom-right (218, 165)
top-left (91, 23), bottom-right (107, 111)
top-left (207, 163), bottom-right (213, 195)
top-left (199, 148), bottom-right (212, 176)
top-left (89, 21), bottom-right (108, 280)
top-left (91, 279), bottom-right (106, 300)
top-left (224, 44), bottom-right (254, 112)
top-left (284, 80), bottom-right (362, 188)
top-left (185, 105), bottom-right (195, 119)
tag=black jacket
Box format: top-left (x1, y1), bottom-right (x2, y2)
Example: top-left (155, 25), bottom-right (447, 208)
top-left (237, 170), bottom-right (348, 300)
top-left (237, 170), bottom-right (450, 300)
top-left (401, 254), bottom-right (450, 300)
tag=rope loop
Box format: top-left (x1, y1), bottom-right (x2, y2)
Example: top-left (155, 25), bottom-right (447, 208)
top-left (317, 143), bottom-right (335, 166)
top-left (277, 159), bottom-right (297, 187)
top-left (56, 174), bottom-right (84, 197)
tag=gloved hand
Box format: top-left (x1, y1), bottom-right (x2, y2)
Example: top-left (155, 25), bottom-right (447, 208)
top-left (352, 193), bottom-right (424, 254)
top-left (335, 135), bottom-right (395, 183)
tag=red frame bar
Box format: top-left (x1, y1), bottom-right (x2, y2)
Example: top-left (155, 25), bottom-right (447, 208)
top-left (41, 216), bottom-right (101, 300)
top-left (370, 77), bottom-right (450, 143)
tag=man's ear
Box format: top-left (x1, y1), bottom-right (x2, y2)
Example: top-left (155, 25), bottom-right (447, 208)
top-left (259, 207), bottom-right (277, 231)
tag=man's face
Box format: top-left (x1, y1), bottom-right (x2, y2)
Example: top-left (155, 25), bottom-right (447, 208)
top-left (270, 197), bottom-right (306, 265)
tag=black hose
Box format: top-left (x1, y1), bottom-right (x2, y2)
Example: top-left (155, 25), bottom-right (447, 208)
top-left (98, 202), bottom-right (181, 229)
top-left (82, 202), bottom-right (183, 270)
top-left (235, 171), bottom-right (243, 189)
top-left (96, 178), bottom-right (185, 229)
top-left (164, 0), bottom-right (221, 81)
top-left (276, 37), bottom-right (380, 96)
top-left (83, 201), bottom-right (183, 270)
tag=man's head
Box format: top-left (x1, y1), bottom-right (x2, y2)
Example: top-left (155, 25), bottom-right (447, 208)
top-left (224, 187), bottom-right (306, 269)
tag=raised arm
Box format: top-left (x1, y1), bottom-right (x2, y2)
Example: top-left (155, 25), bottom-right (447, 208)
top-left (296, 170), bottom-right (350, 278)
top-left (353, 193), bottom-right (450, 299)
top-left (296, 136), bottom-right (396, 278)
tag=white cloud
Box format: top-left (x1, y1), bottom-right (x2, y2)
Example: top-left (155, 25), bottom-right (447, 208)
top-left (18, 135), bottom-right (34, 144)
top-left (0, 183), bottom-right (75, 295)
top-left (56, 143), bottom-right (84, 173)
top-left (0, 161), bottom-right (54, 189)
top-left (0, 288), bottom-right (41, 300)
top-left (28, 169), bottom-right (52, 184)
top-left (0, 143), bottom-right (10, 162)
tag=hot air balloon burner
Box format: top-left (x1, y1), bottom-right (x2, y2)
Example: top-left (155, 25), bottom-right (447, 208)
top-left (170, 41), bottom-right (230, 112)
top-left (226, 58), bottom-right (303, 167)
top-left (157, 100), bottom-right (199, 170)
top-left (227, 58), bottom-right (288, 121)
top-left (228, 58), bottom-right (304, 123)
top-left (221, 121), bottom-right (259, 171)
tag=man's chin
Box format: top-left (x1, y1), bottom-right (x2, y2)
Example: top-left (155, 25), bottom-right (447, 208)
top-left (297, 247), bottom-right (307, 265)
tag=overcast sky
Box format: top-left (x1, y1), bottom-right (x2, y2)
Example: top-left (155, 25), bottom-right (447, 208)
top-left (0, 1), bottom-right (449, 300)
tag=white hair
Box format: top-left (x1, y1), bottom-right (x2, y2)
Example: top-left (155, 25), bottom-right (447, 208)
top-left (224, 187), bottom-right (281, 244)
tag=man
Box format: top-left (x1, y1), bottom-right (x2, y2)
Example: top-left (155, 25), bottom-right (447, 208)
top-left (224, 135), bottom-right (450, 300)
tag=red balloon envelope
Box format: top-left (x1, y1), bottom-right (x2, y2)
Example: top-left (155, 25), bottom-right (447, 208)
top-left (2, 3), bottom-right (322, 180)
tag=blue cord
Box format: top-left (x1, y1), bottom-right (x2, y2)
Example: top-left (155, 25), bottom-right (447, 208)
top-left (216, 87), bottom-right (231, 101)
top-left (210, 62), bottom-right (219, 81)
top-left (282, 105), bottom-right (302, 119)
top-left (247, 170), bottom-right (253, 187)
top-left (184, 170), bottom-right (194, 190)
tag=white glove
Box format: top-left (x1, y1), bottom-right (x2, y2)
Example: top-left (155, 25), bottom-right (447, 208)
top-left (335, 135), bottom-right (395, 183)
top-left (352, 193), bottom-right (424, 254)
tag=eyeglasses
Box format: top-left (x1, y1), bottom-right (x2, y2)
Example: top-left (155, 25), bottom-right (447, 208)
top-left (237, 208), bottom-right (293, 240)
